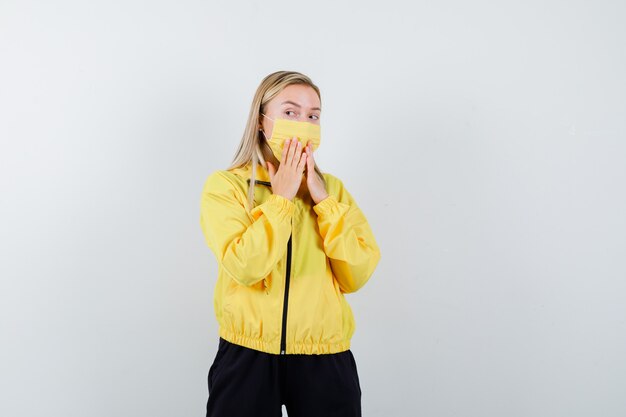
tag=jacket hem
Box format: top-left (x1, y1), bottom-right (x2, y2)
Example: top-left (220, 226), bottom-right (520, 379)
top-left (219, 328), bottom-right (351, 355)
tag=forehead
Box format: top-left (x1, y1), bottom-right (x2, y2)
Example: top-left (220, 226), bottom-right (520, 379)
top-left (271, 84), bottom-right (320, 109)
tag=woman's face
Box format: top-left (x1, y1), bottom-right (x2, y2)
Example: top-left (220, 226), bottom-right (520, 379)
top-left (260, 84), bottom-right (321, 140)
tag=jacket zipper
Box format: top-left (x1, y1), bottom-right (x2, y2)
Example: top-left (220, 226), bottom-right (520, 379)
top-left (250, 178), bottom-right (293, 355)
top-left (280, 232), bottom-right (293, 354)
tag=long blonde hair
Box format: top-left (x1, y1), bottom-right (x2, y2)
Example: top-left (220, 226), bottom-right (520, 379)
top-left (227, 70), bottom-right (326, 211)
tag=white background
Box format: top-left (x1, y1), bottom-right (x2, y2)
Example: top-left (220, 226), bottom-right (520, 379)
top-left (1, 1), bottom-right (625, 416)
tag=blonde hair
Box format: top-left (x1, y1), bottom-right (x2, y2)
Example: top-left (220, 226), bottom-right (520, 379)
top-left (226, 70), bottom-right (326, 211)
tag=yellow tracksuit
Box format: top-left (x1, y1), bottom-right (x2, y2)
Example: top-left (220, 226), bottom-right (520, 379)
top-left (199, 162), bottom-right (381, 354)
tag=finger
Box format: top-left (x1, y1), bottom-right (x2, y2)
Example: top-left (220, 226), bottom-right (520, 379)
top-left (298, 149), bottom-right (307, 173)
top-left (305, 144), bottom-right (314, 167)
top-left (302, 144), bottom-right (310, 167)
top-left (267, 161), bottom-right (274, 179)
top-left (295, 140), bottom-right (303, 166)
top-left (283, 138), bottom-right (293, 166)
top-left (290, 137), bottom-right (301, 167)
top-left (287, 137), bottom-right (300, 167)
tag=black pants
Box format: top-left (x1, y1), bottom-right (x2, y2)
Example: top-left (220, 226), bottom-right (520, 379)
top-left (206, 337), bottom-right (362, 417)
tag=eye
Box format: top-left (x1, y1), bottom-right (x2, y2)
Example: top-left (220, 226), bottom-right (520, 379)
top-left (309, 114), bottom-right (319, 120)
top-left (285, 110), bottom-right (297, 117)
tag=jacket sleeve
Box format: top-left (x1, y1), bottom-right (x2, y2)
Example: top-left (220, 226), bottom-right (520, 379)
top-left (312, 176), bottom-right (381, 293)
top-left (200, 171), bottom-right (295, 287)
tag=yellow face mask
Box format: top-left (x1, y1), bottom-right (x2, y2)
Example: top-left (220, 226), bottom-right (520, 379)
top-left (260, 113), bottom-right (321, 162)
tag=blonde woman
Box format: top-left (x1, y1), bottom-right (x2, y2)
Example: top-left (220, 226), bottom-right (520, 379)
top-left (199, 70), bottom-right (381, 417)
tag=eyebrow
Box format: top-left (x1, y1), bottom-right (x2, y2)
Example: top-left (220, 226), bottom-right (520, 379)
top-left (281, 100), bottom-right (321, 111)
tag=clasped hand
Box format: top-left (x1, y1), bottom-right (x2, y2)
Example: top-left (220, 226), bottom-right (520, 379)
top-left (267, 138), bottom-right (329, 205)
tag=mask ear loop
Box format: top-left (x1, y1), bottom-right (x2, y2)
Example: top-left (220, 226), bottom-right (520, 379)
top-left (258, 115), bottom-right (279, 167)
top-left (258, 113), bottom-right (272, 138)
top-left (259, 113), bottom-right (276, 150)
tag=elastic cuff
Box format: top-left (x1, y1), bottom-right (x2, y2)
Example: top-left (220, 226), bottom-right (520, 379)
top-left (313, 194), bottom-right (348, 216)
top-left (265, 193), bottom-right (296, 218)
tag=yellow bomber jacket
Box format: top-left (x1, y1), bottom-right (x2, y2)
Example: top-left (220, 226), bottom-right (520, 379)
top-left (199, 161), bottom-right (381, 355)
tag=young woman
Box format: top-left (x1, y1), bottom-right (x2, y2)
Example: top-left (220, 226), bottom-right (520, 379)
top-left (199, 70), bottom-right (381, 417)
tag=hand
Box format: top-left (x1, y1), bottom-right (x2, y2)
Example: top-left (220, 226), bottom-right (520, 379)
top-left (304, 141), bottom-right (329, 205)
top-left (267, 138), bottom-right (307, 201)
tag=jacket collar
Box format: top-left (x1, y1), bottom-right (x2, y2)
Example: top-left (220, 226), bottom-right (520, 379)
top-left (229, 161), bottom-right (272, 187)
